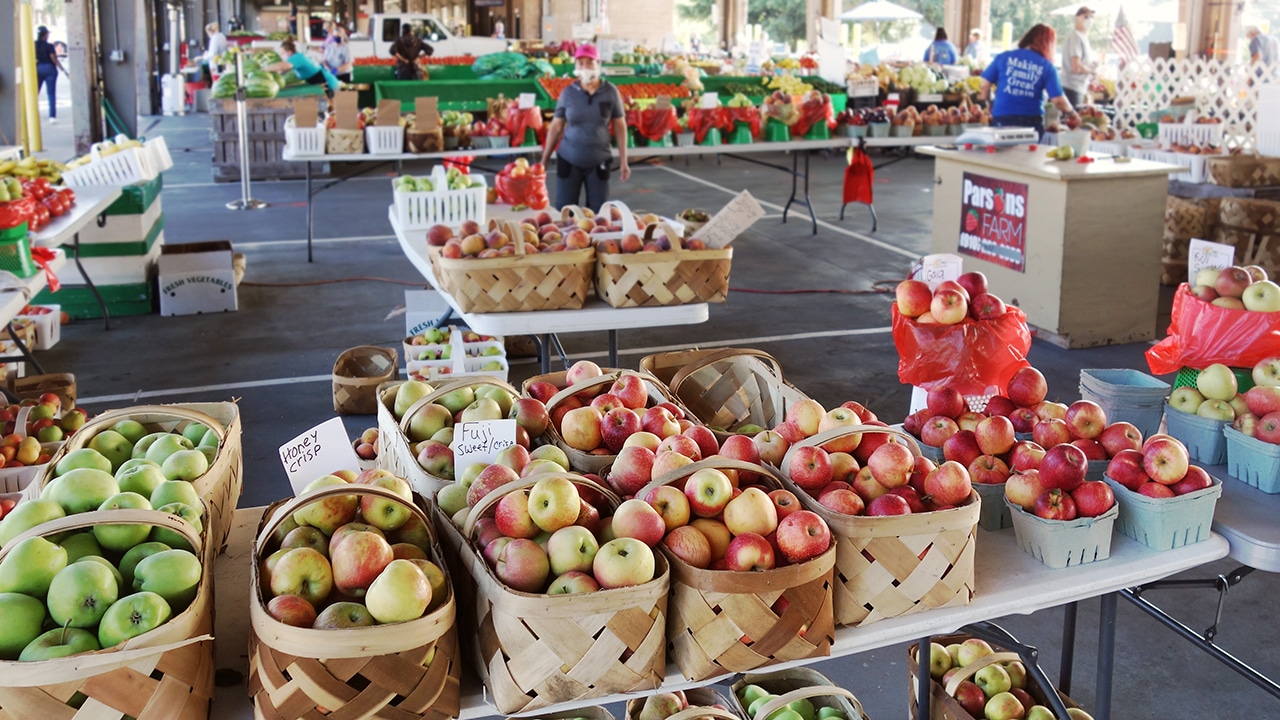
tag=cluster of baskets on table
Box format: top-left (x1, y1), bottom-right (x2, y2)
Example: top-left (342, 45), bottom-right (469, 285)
top-left (285, 116), bottom-right (413, 157)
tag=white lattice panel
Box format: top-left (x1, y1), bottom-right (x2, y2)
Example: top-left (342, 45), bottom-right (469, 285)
top-left (1114, 58), bottom-right (1280, 153)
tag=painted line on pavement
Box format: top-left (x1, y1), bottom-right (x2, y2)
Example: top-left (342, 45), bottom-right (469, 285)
top-left (235, 234), bottom-right (396, 250)
top-left (76, 325), bottom-right (893, 405)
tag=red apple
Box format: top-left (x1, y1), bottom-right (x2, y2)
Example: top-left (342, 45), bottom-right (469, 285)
top-left (956, 271), bottom-right (989, 299)
top-left (931, 289), bottom-right (969, 325)
top-left (607, 445), bottom-right (655, 497)
top-left (1215, 266), bottom-right (1253, 298)
top-left (936, 279), bottom-right (971, 301)
top-left (1064, 401), bottom-right (1108, 440)
top-left (1039, 444), bottom-right (1088, 493)
top-left (1004, 470), bottom-right (1044, 511)
top-left (1070, 480), bottom-right (1115, 517)
top-left (920, 415), bottom-right (961, 447)
top-left (1143, 436), bottom-right (1190, 485)
top-left (753, 430), bottom-right (790, 467)
top-left (768, 489), bottom-right (802, 519)
top-left (724, 532), bottom-right (776, 571)
top-left (866, 494), bottom-right (912, 516)
top-left (924, 460), bottom-right (972, 506)
top-left (1033, 488), bottom-right (1077, 521)
top-left (968, 454), bottom-right (1011, 484)
top-left (969, 292), bottom-right (1006, 320)
top-left (956, 411), bottom-right (986, 433)
top-left (852, 421), bottom-right (896, 464)
top-left (1138, 482), bottom-right (1176, 498)
top-left (788, 445), bottom-right (834, 492)
top-left (682, 425), bottom-right (720, 461)
top-left (601, 407), bottom-right (643, 453)
top-left (975, 415), bottom-right (1017, 456)
top-left (1105, 449), bottom-right (1149, 491)
top-left (1098, 422), bottom-right (1143, 457)
top-left (641, 406), bottom-right (681, 439)
top-left (1258, 412), bottom-right (1280, 444)
top-left (818, 488), bottom-right (865, 516)
top-left (984, 395), bottom-right (1017, 418)
top-left (895, 279), bottom-right (933, 318)
top-left (609, 373), bottom-right (650, 410)
top-left (887, 486), bottom-right (928, 513)
top-left (1171, 465), bottom-right (1213, 495)
top-left (927, 386), bottom-right (967, 419)
top-left (1071, 438), bottom-right (1108, 462)
top-left (829, 452), bottom-right (859, 485)
top-left (1245, 386), bottom-right (1280, 417)
top-left (1006, 367), bottom-right (1048, 407)
top-left (657, 434), bottom-right (703, 461)
top-left (867, 442), bottom-right (914, 489)
top-left (903, 409), bottom-right (930, 438)
top-left (1008, 407), bottom-right (1038, 434)
top-left (1032, 418), bottom-right (1073, 449)
top-left (942, 429), bottom-right (984, 467)
top-left (775, 510), bottom-right (831, 563)
top-left (1008, 441), bottom-right (1045, 471)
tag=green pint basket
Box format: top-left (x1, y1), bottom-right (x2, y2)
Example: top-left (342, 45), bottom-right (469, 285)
top-left (699, 128), bottom-right (722, 146)
top-left (1224, 426), bottom-right (1280, 493)
top-left (764, 120), bottom-right (790, 142)
top-left (728, 123), bottom-right (754, 144)
top-left (0, 224), bottom-right (37, 279)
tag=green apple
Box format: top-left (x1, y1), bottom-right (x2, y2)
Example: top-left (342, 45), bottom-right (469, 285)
top-left (766, 709), bottom-right (805, 720)
top-left (144, 434), bottom-right (196, 466)
top-left (365, 559), bottom-right (432, 623)
top-left (116, 462), bottom-right (168, 499)
top-left (150, 480), bottom-right (202, 514)
top-left (198, 428), bottom-right (220, 449)
top-left (406, 403), bottom-right (453, 443)
top-left (119, 541), bottom-right (171, 588)
top-left (19, 627), bottom-right (100, 661)
top-left (0, 499), bottom-right (65, 547)
top-left (292, 475), bottom-right (358, 536)
top-left (43, 468), bottom-right (119, 515)
top-left (0, 592), bottom-right (46, 659)
top-left (152, 503), bottom-right (202, 553)
top-left (110, 420), bottom-right (149, 446)
top-left (59, 532), bottom-right (104, 563)
top-left (89, 430), bottom-right (135, 472)
top-left (313, 601), bottom-right (376, 629)
top-left (38, 425), bottom-right (64, 443)
top-left (786, 698), bottom-right (815, 720)
top-left (98, 591), bottom-right (171, 648)
top-left (0, 536), bottom-right (67, 596)
top-left (460, 398), bottom-right (503, 423)
top-left (92, 492), bottom-right (154, 552)
top-left (528, 445), bottom-right (570, 470)
top-left (197, 446), bottom-right (216, 466)
top-left (117, 457), bottom-right (160, 475)
top-left (430, 427), bottom-right (454, 446)
top-left (269, 547), bottom-right (333, 607)
top-left (131, 431), bottom-right (172, 459)
top-left (436, 483), bottom-right (468, 517)
top-left (393, 380), bottom-right (435, 419)
top-left (748, 695), bottom-right (777, 719)
top-left (161, 450), bottom-right (209, 482)
top-left (458, 462), bottom-right (487, 489)
top-left (181, 423), bottom-right (211, 446)
top-left (48, 560), bottom-right (119, 628)
top-left (355, 470), bottom-right (414, 532)
top-left (270, 515), bottom-right (300, 547)
top-left (54, 448), bottom-right (112, 477)
top-left (76, 555), bottom-right (124, 588)
top-left (816, 708), bottom-right (845, 720)
top-left (739, 685), bottom-right (768, 706)
top-left (436, 387), bottom-right (475, 415)
top-left (133, 548), bottom-right (202, 611)
top-left (475, 386), bottom-right (514, 416)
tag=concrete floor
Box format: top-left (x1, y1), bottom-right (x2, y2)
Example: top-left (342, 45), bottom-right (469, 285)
top-left (32, 111), bottom-right (1279, 719)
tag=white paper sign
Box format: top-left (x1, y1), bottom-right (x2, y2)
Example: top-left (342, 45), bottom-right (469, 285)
top-left (451, 419), bottom-right (518, 471)
top-left (817, 37), bottom-right (846, 85)
top-left (912, 253), bottom-right (964, 290)
top-left (819, 17), bottom-right (842, 43)
top-left (1188, 238), bottom-right (1235, 283)
top-left (691, 191), bottom-right (765, 248)
top-left (518, 93), bottom-right (536, 110)
top-left (279, 418), bottom-right (362, 495)
top-left (700, 92), bottom-right (720, 109)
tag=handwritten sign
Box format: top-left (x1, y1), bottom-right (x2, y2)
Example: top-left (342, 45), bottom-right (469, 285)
top-left (1188, 238), bottom-right (1235, 283)
top-left (419, 96), bottom-right (440, 131)
top-left (690, 191), bottom-right (765, 249)
top-left (375, 99), bottom-right (401, 126)
top-left (451, 419), bottom-right (518, 471)
top-left (700, 93), bottom-right (720, 109)
top-left (294, 96), bottom-right (319, 128)
top-left (819, 17), bottom-right (842, 42)
top-left (518, 93), bottom-right (536, 110)
top-left (279, 417), bottom-right (361, 495)
top-left (912, 253), bottom-right (964, 290)
top-left (334, 91), bottom-right (360, 131)
top-left (655, 95), bottom-right (673, 111)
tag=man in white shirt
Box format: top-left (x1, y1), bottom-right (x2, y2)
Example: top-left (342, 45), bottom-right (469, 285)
top-left (1247, 26), bottom-right (1279, 65)
top-left (964, 30), bottom-right (987, 62)
top-left (1061, 7), bottom-right (1097, 108)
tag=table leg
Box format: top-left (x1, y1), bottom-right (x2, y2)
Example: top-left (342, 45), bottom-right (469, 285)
top-left (1060, 601), bottom-right (1078, 694)
top-left (539, 334), bottom-right (551, 375)
top-left (1096, 593), bottom-right (1117, 720)
top-left (782, 152), bottom-right (799, 225)
top-left (6, 322), bottom-right (44, 375)
top-left (306, 161), bottom-right (314, 263)
top-left (75, 230), bottom-right (111, 331)
top-left (916, 635), bottom-right (933, 719)
top-left (608, 330), bottom-right (618, 368)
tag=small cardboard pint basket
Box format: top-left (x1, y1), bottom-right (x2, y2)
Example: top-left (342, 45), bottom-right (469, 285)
top-left (536, 369), bottom-right (687, 474)
top-left (732, 667), bottom-right (869, 720)
top-left (376, 377), bottom-right (521, 497)
top-left (248, 485), bottom-right (461, 720)
top-left (907, 634), bottom-right (1081, 720)
top-left (639, 348), bottom-right (812, 444)
top-left (1006, 497), bottom-right (1118, 569)
top-left (439, 473), bottom-right (668, 715)
top-left (594, 222), bottom-right (732, 308)
top-left (435, 220), bottom-right (594, 313)
top-left (628, 687), bottom-right (742, 720)
top-left (332, 345), bottom-right (398, 414)
top-left (0, 507), bottom-right (214, 720)
top-left (636, 458), bottom-right (836, 682)
top-left (780, 425), bottom-right (979, 628)
top-left (23, 403), bottom-right (243, 552)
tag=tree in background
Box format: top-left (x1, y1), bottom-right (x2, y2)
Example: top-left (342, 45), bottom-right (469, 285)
top-left (678, 0), bottom-right (808, 49)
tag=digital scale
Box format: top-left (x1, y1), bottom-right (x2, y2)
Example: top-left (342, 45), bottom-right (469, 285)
top-left (954, 127), bottom-right (1041, 147)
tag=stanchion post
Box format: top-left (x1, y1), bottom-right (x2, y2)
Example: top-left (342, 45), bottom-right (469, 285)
top-left (227, 53), bottom-right (267, 211)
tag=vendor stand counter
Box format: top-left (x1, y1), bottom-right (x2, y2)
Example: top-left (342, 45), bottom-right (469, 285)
top-left (390, 208), bottom-right (709, 373)
top-left (29, 185), bottom-right (123, 332)
top-left (209, 506), bottom-right (1226, 720)
top-left (918, 146), bottom-right (1183, 349)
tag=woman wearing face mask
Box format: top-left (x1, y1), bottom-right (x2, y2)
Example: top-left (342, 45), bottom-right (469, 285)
top-left (540, 44), bottom-right (631, 213)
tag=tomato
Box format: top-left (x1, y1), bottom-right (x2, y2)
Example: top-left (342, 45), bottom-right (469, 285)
top-left (60, 188), bottom-right (75, 207)
top-left (31, 202), bottom-right (50, 230)
top-left (32, 178), bottom-right (53, 200)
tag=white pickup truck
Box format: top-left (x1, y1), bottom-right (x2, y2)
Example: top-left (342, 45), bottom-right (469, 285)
top-left (353, 14), bottom-right (508, 58)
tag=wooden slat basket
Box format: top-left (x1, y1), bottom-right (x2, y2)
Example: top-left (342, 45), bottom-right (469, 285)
top-left (21, 403), bottom-right (244, 553)
top-left (594, 222), bottom-right (732, 308)
top-left (332, 345), bottom-right (398, 415)
top-left (779, 425), bottom-right (979, 628)
top-left (435, 220), bottom-right (594, 313)
top-left (0, 506), bottom-right (214, 720)
top-left (731, 667), bottom-right (870, 720)
top-left (248, 484), bottom-right (461, 720)
top-left (639, 348), bottom-right (812, 443)
top-left (907, 634), bottom-right (1081, 720)
top-left (436, 473), bottom-right (668, 715)
top-left (636, 458), bottom-right (835, 682)
top-left (626, 687), bottom-right (743, 720)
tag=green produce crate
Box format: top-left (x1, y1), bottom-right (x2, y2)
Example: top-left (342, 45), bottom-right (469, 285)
top-left (699, 128), bottom-right (721, 146)
top-left (375, 79), bottom-right (552, 112)
top-left (831, 94), bottom-right (847, 114)
top-left (103, 175), bottom-right (163, 217)
top-left (352, 66), bottom-right (395, 84)
top-left (1172, 366), bottom-right (1255, 394)
top-left (424, 66), bottom-right (476, 80)
top-left (275, 84), bottom-right (326, 99)
top-left (0, 229), bottom-right (36, 279)
top-left (33, 281), bottom-right (155, 319)
top-left (701, 76), bottom-right (768, 97)
top-left (68, 214), bottom-right (164, 258)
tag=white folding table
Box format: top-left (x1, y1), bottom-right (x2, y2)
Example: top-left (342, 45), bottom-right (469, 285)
top-left (29, 185), bottom-right (124, 330)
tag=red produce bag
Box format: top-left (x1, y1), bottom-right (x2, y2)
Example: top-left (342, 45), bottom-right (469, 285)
top-left (843, 146), bottom-right (874, 205)
top-left (685, 107), bottom-right (731, 143)
top-left (725, 106), bottom-right (762, 138)
top-left (891, 303), bottom-right (1033, 397)
top-left (441, 156), bottom-right (474, 174)
top-left (632, 107), bottom-right (680, 142)
top-left (1147, 284), bottom-right (1280, 374)
top-left (503, 105), bottom-right (544, 145)
top-left (0, 197), bottom-right (35, 232)
top-left (790, 95), bottom-right (835, 138)
top-left (494, 162), bottom-right (550, 210)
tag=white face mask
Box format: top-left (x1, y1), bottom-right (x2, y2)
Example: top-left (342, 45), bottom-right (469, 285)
top-left (575, 67), bottom-right (599, 83)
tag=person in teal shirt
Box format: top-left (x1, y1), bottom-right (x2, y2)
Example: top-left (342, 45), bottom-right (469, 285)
top-left (263, 40), bottom-right (339, 97)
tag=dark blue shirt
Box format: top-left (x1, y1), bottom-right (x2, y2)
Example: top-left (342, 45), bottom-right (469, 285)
top-left (35, 39), bottom-right (57, 68)
top-left (981, 49), bottom-right (1064, 118)
top-left (553, 80), bottom-right (623, 168)
top-left (924, 40), bottom-right (959, 65)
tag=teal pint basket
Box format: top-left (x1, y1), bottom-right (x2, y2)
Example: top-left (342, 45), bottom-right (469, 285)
top-left (1223, 425), bottom-right (1280, 493)
top-left (1079, 368), bottom-right (1170, 440)
top-left (1007, 498), bottom-right (1118, 569)
top-left (975, 481), bottom-right (1013, 531)
top-left (1104, 474), bottom-right (1222, 551)
top-left (1164, 403), bottom-right (1229, 464)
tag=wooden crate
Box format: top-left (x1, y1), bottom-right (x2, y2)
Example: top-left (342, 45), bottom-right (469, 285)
top-left (211, 97), bottom-right (329, 182)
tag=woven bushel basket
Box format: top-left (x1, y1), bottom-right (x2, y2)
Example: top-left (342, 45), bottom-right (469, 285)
top-left (436, 221), bottom-right (594, 313)
top-left (0, 506), bottom-right (214, 720)
top-left (376, 377), bottom-right (521, 497)
top-left (22, 403), bottom-right (244, 553)
top-left (731, 667), bottom-right (870, 720)
top-left (594, 222), bottom-right (732, 308)
top-left (248, 484), bottom-right (461, 720)
top-left (1162, 196), bottom-right (1221, 286)
top-left (438, 473), bottom-right (668, 715)
top-left (332, 345), bottom-right (399, 415)
top-left (779, 425), bottom-right (979, 628)
top-left (1215, 198), bottom-right (1280, 279)
top-left (531, 369), bottom-right (688, 474)
top-left (407, 127), bottom-right (444, 154)
top-left (907, 633), bottom-right (1081, 720)
top-left (640, 348), bottom-right (812, 444)
top-left (635, 458), bottom-right (835, 682)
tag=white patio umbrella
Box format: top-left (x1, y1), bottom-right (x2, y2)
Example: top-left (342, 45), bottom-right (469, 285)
top-left (839, 1), bottom-right (924, 22)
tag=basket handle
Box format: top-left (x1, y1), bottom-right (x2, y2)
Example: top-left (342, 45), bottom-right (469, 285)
top-left (750, 686), bottom-right (866, 720)
top-left (640, 220), bottom-right (686, 251)
top-left (253, 483), bottom-right (431, 554)
top-left (598, 200), bottom-right (641, 234)
top-left (666, 348), bottom-right (789, 425)
top-left (76, 404), bottom-right (229, 447)
top-left (779, 424), bottom-right (922, 476)
top-left (398, 376), bottom-right (520, 435)
top-left (941, 651), bottom-right (1023, 696)
top-left (560, 205), bottom-right (592, 224)
top-left (462, 471), bottom-right (620, 537)
top-left (0, 507), bottom-right (204, 560)
top-left (332, 345), bottom-right (398, 377)
top-left (543, 369), bottom-right (669, 413)
top-left (633, 457), bottom-right (782, 502)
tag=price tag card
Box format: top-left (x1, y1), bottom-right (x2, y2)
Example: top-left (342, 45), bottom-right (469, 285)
top-left (451, 419), bottom-right (518, 471)
top-left (375, 99), bottom-right (401, 126)
top-left (279, 418), bottom-right (361, 495)
top-left (655, 95), bottom-right (673, 111)
top-left (518, 93), bottom-right (536, 109)
top-left (334, 90), bottom-right (360, 130)
top-left (294, 96), bottom-right (319, 128)
top-left (912, 253), bottom-right (963, 289)
top-left (700, 93), bottom-right (719, 109)
top-left (420, 96), bottom-right (440, 131)
top-left (1188, 238), bottom-right (1235, 283)
top-left (690, 191), bottom-right (765, 248)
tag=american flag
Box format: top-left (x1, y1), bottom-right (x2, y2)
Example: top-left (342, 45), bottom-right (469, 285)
top-left (1110, 7), bottom-right (1140, 65)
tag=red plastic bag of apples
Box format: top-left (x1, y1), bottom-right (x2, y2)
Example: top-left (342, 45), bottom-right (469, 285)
top-left (891, 302), bottom-right (1033, 398)
top-left (494, 159), bottom-right (550, 210)
top-left (1146, 282), bottom-right (1280, 374)
top-left (633, 106), bottom-right (681, 142)
top-left (790, 92), bottom-right (835, 138)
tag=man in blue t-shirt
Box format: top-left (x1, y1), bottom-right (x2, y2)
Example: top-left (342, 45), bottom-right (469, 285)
top-left (979, 24), bottom-right (1078, 134)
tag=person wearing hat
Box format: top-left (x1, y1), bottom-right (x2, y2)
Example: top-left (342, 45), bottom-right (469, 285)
top-left (34, 26), bottom-right (64, 122)
top-left (1061, 7), bottom-right (1099, 108)
top-left (390, 24), bottom-right (431, 80)
top-left (540, 44), bottom-right (631, 213)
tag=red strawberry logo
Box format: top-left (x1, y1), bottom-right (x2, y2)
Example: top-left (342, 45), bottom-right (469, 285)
top-left (964, 209), bottom-right (979, 232)
top-left (993, 188), bottom-right (1005, 215)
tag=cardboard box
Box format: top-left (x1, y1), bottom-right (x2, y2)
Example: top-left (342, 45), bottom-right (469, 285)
top-left (158, 241), bottom-right (238, 316)
top-left (404, 290), bottom-right (451, 337)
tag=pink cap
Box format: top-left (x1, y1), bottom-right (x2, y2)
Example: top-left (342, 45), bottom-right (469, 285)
top-left (574, 44), bottom-right (600, 61)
